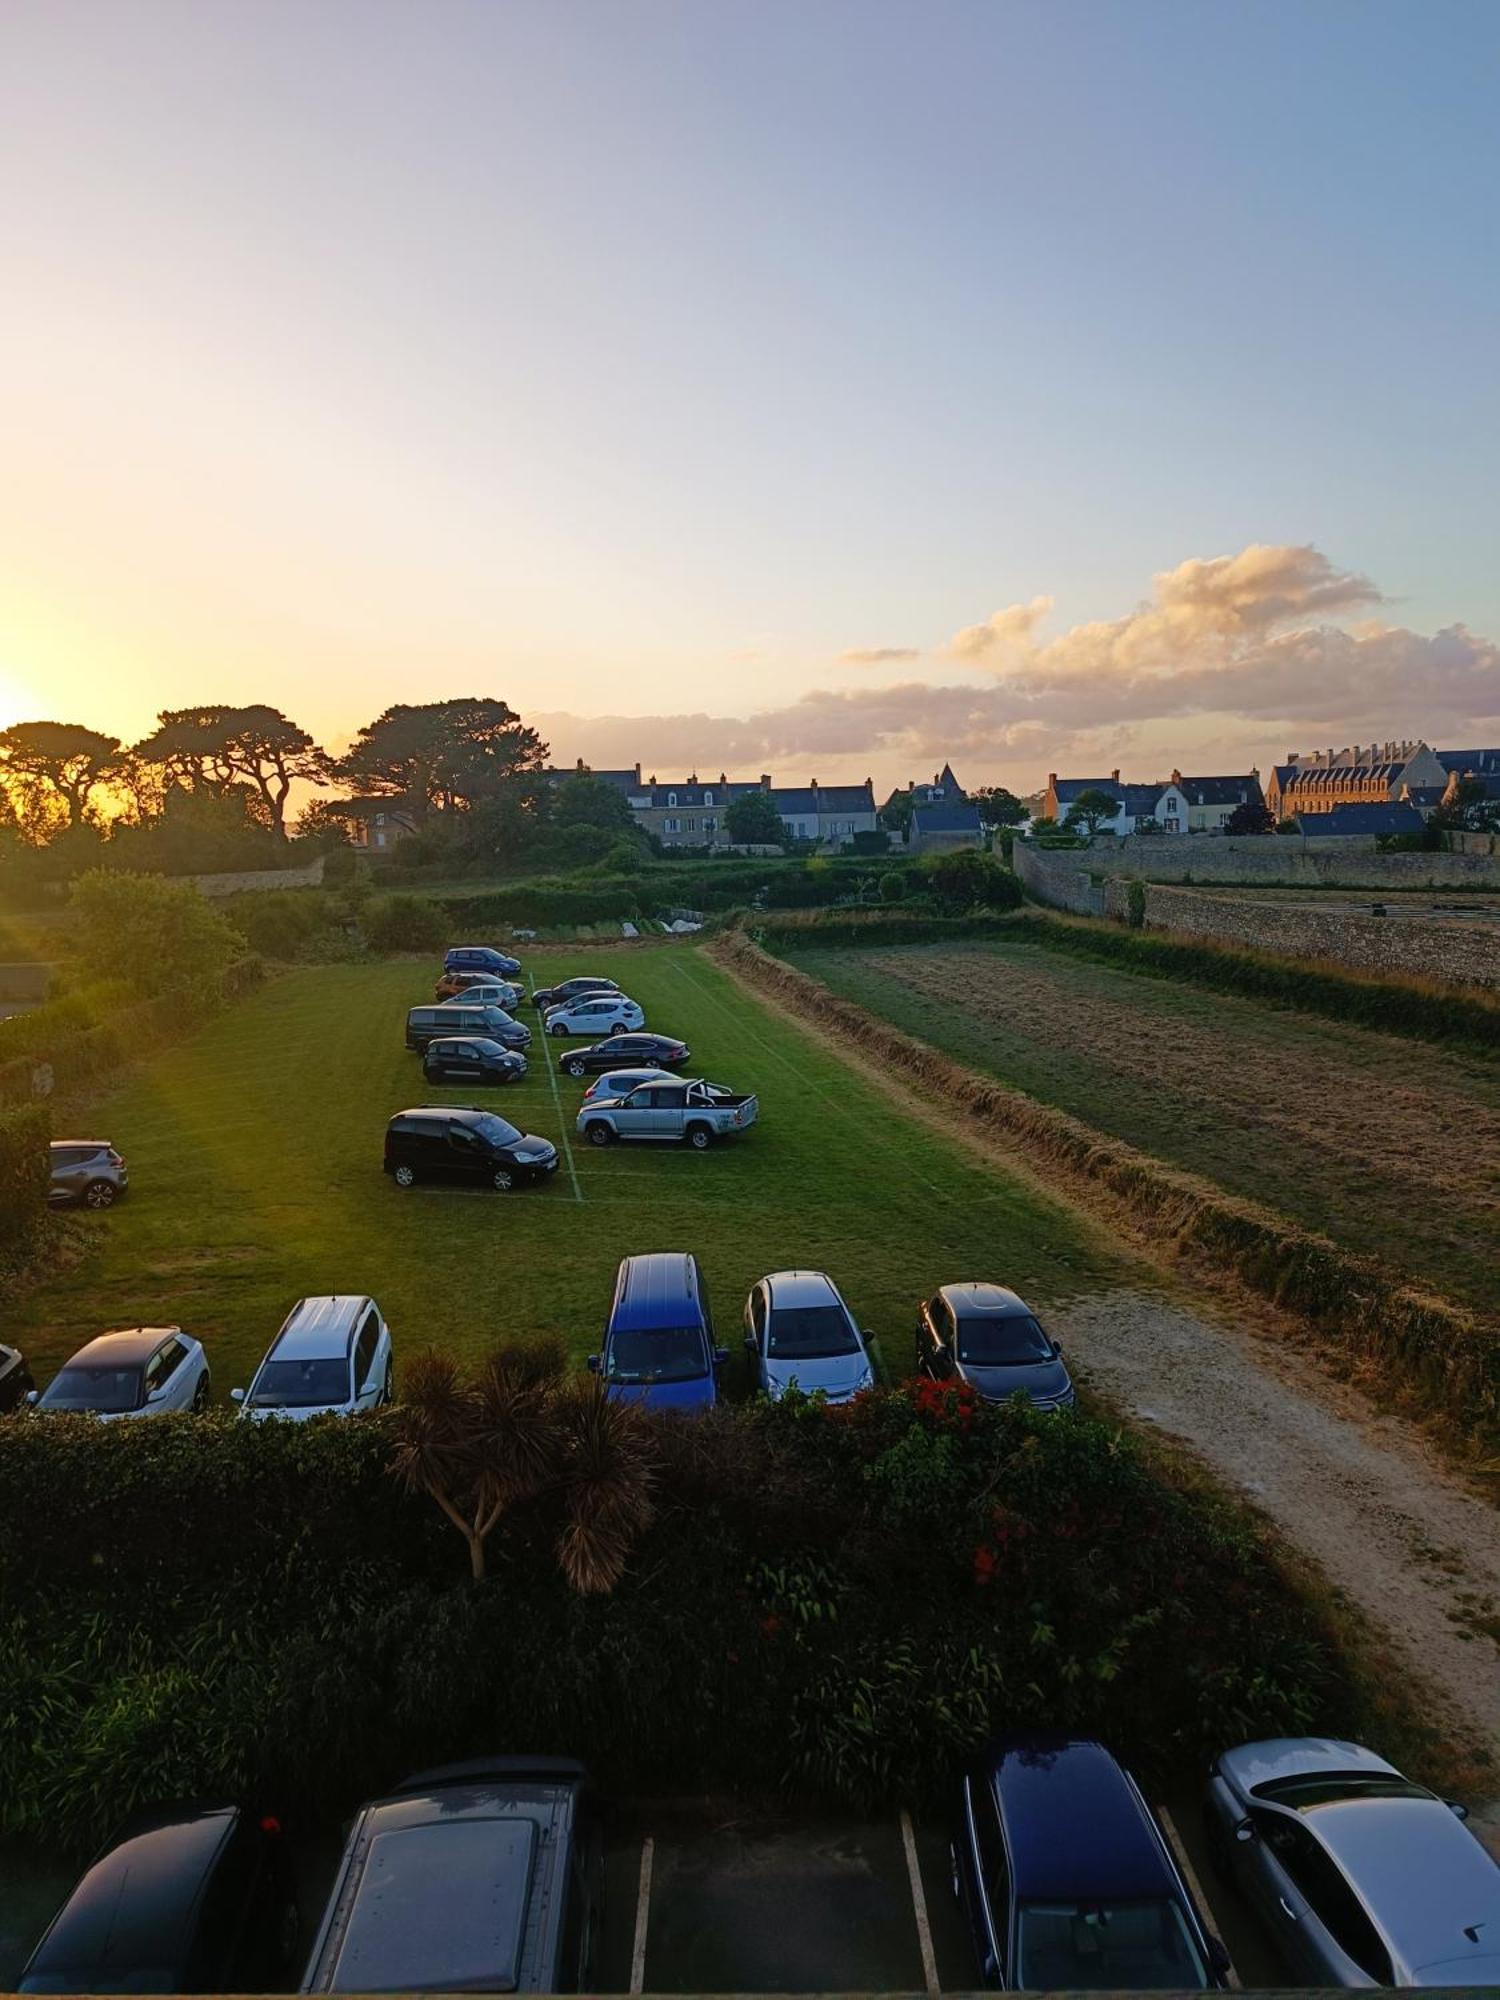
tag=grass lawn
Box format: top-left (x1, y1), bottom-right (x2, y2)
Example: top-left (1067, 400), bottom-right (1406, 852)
top-left (16, 945), bottom-right (1124, 1394)
top-left (787, 939), bottom-right (1500, 1315)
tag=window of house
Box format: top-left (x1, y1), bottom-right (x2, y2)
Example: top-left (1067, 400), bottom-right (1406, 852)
top-left (665, 817), bottom-right (680, 833)
top-left (685, 816), bottom-right (698, 832)
top-left (703, 789), bottom-right (714, 806)
top-left (703, 816), bottom-right (717, 832)
top-left (667, 790), bottom-right (678, 807)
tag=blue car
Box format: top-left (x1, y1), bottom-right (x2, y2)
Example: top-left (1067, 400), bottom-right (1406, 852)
top-left (955, 1735), bottom-right (1230, 1990)
top-left (588, 1252), bottom-right (727, 1414)
top-left (443, 944), bottom-right (523, 979)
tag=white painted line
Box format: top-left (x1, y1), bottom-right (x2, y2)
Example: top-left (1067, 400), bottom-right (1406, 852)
top-left (900, 1808), bottom-right (941, 1998)
top-left (1159, 1806), bottom-right (1240, 1990)
top-left (530, 981), bottom-right (585, 1203)
top-left (629, 1834), bottom-right (654, 1995)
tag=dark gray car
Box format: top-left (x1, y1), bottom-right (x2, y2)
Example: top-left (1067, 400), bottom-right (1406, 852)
top-left (48, 1140), bottom-right (129, 1210)
top-left (1206, 1736), bottom-right (1500, 1987)
top-left (916, 1282), bottom-right (1073, 1410)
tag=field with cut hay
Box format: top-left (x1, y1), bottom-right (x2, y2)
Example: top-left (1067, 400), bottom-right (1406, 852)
top-left (786, 937), bottom-right (1500, 1319)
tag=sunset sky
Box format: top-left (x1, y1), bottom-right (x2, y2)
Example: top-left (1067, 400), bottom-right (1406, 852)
top-left (1, 0), bottom-right (1496, 792)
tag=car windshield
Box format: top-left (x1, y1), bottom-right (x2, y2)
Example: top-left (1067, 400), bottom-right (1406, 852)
top-left (607, 1328), bottom-right (707, 1383)
top-left (767, 1305), bottom-right (859, 1359)
top-left (1251, 1773), bottom-right (1432, 1811)
top-left (468, 1114), bottom-right (521, 1146)
top-left (39, 1366), bottom-right (142, 1413)
top-left (1016, 1899), bottom-right (1209, 1991)
top-left (956, 1313), bottom-right (1053, 1365)
top-left (248, 1357), bottom-right (351, 1408)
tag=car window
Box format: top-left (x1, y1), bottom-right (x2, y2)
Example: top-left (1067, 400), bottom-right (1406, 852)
top-left (355, 1314), bottom-right (378, 1383)
top-left (448, 1124), bottom-right (482, 1150)
top-left (971, 1782), bottom-right (1011, 1930)
top-left (1267, 1818), bottom-right (1394, 1983)
top-left (957, 1314), bottom-right (1053, 1366)
top-left (1016, 1899), bottom-right (1208, 1991)
top-left (766, 1304), bottom-right (860, 1359)
top-left (750, 1289), bottom-right (766, 1343)
top-left (146, 1340), bottom-right (184, 1392)
top-left (650, 1086), bottom-right (686, 1109)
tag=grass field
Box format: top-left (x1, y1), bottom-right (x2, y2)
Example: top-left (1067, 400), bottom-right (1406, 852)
top-left (15, 944), bottom-right (1125, 1393)
top-left (787, 938), bottom-right (1500, 1315)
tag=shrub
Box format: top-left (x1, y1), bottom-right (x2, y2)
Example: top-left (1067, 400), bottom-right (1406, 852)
top-left (69, 870), bottom-right (243, 996)
top-left (878, 871), bottom-right (906, 904)
top-left (0, 1100), bottom-right (49, 1236)
top-left (1126, 880), bottom-right (1147, 929)
top-left (920, 849), bottom-right (1022, 914)
top-left (225, 889), bottom-right (343, 960)
top-left (363, 893), bottom-right (451, 954)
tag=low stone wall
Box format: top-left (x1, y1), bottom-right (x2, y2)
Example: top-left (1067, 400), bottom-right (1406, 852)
top-left (1012, 841), bottom-right (1106, 914)
top-left (1022, 832), bottom-right (1500, 891)
top-left (1117, 882), bottom-right (1500, 991)
top-left (184, 855), bottom-right (326, 898)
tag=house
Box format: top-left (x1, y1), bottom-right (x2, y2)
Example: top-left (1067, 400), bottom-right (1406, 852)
top-left (769, 779), bottom-right (880, 846)
top-left (630, 773), bottom-right (770, 849)
top-left (1170, 770), bottom-right (1265, 833)
top-left (880, 762), bottom-right (967, 818)
top-left (1294, 802), bottom-right (1427, 839)
top-left (1264, 741), bottom-right (1447, 821)
top-left (540, 760), bottom-right (643, 795)
top-left (907, 799), bottom-right (985, 854)
top-left (1440, 768), bottom-right (1500, 813)
top-left (334, 799), bottom-right (421, 852)
top-left (1045, 773), bottom-right (1189, 836)
top-left (1436, 747), bottom-right (1500, 779)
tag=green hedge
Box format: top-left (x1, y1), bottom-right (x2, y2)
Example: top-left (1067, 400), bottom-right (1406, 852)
top-left (745, 910), bottom-right (1027, 951)
top-left (0, 1387), bottom-right (1361, 1848)
top-left (0, 1100), bottom-right (50, 1236)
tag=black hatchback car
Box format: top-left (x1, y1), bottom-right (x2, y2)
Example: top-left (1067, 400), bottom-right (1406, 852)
top-left (385, 1107), bottom-right (559, 1192)
top-left (19, 1802), bottom-right (299, 1995)
top-left (422, 1036), bottom-right (527, 1086)
top-left (531, 974), bottom-right (621, 1012)
top-left (559, 1032), bottom-right (690, 1078)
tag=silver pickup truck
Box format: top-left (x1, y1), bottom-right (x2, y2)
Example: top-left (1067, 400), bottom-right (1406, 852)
top-left (576, 1077), bottom-right (758, 1150)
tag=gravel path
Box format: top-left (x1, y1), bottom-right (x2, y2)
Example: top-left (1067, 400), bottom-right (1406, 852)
top-left (1055, 1288), bottom-right (1500, 1837)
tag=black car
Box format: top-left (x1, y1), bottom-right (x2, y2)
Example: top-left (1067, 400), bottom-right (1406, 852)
top-left (422, 1036), bottom-right (527, 1086)
top-left (406, 1004), bottom-right (530, 1053)
top-left (0, 1340), bottom-right (35, 1412)
top-left (19, 1802), bottom-right (299, 1995)
top-left (443, 945), bottom-right (524, 978)
top-left (559, 1032), bottom-right (690, 1079)
top-left (531, 974), bottom-right (621, 1012)
top-left (384, 1107), bottom-right (560, 1192)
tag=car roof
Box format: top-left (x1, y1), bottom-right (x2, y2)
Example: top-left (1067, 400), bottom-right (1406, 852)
top-left (50, 1138), bottom-right (110, 1149)
top-left (939, 1282), bottom-right (1032, 1316)
top-left (609, 1252), bottom-right (702, 1332)
top-left (66, 1328), bottom-right (181, 1367)
top-left (271, 1296), bottom-right (372, 1361)
top-left (764, 1270), bottom-right (845, 1309)
top-left (393, 1105), bottom-right (490, 1125)
top-left (1305, 1797), bottom-right (1500, 1975)
top-left (985, 1736), bottom-right (1176, 1902)
top-left (25, 1806), bottom-right (239, 1984)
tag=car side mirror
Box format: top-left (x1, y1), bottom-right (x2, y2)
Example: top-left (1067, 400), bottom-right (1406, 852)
top-left (24, 1388), bottom-right (39, 1406)
top-left (1447, 1799), bottom-right (1470, 1821)
top-left (586, 1354), bottom-right (600, 1373)
top-left (230, 1387), bottom-right (246, 1403)
top-left (1234, 1820), bottom-right (1255, 1843)
top-left (861, 1327), bottom-right (875, 1341)
top-left (146, 1385), bottom-right (168, 1404)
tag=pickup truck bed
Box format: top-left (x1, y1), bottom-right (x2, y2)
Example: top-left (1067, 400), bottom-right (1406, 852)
top-left (576, 1079), bottom-right (758, 1149)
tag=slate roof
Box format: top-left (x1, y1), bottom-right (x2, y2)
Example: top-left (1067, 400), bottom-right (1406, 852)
top-left (1437, 747), bottom-right (1500, 776)
top-left (1296, 802), bottom-right (1426, 837)
top-left (1177, 774), bottom-right (1263, 807)
top-left (1051, 777), bottom-right (1123, 805)
top-left (1280, 762), bottom-right (1405, 796)
top-left (644, 780), bottom-right (761, 809)
top-left (771, 783), bottom-right (876, 816)
top-left (912, 801), bottom-right (983, 834)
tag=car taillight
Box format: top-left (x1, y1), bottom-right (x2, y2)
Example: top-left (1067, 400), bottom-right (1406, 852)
top-left (259, 1815), bottom-right (282, 1836)
top-left (107, 1150), bottom-right (124, 1166)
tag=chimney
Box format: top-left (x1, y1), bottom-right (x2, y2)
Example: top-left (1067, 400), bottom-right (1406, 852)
top-left (575, 756), bottom-right (585, 772)
top-left (633, 763), bottom-right (642, 784)
top-left (1047, 772), bottom-right (1057, 789)
top-left (810, 778), bottom-right (819, 792)
top-left (759, 774), bottom-right (772, 790)
top-left (689, 771), bottom-right (698, 784)
top-left (1170, 767), bottom-right (1182, 785)
top-left (649, 773), bottom-right (657, 786)
top-left (1110, 768), bottom-right (1120, 784)
top-left (719, 771), bottom-right (726, 785)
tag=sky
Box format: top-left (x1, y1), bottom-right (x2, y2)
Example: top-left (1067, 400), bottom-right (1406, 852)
top-left (1, 0), bottom-right (1497, 795)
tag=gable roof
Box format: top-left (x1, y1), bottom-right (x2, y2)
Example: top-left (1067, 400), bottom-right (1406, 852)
top-left (1296, 802), bottom-right (1426, 837)
top-left (1176, 774), bottom-right (1263, 806)
top-left (1051, 777), bottom-right (1121, 804)
top-left (770, 783), bottom-right (875, 816)
top-left (645, 779), bottom-right (761, 809)
top-left (1436, 747), bottom-right (1500, 776)
top-left (912, 801), bottom-right (983, 834)
top-left (937, 761), bottom-right (964, 795)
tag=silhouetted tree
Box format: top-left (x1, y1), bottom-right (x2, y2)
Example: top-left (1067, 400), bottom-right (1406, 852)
top-left (724, 790), bottom-right (787, 847)
top-left (131, 705), bottom-right (328, 836)
top-left (1062, 788), bottom-right (1120, 837)
top-left (971, 785), bottom-right (1028, 829)
top-left (0, 721), bottom-right (121, 831)
top-left (337, 699), bottom-right (547, 819)
top-left (1224, 797), bottom-right (1274, 836)
top-left (552, 770), bottom-right (637, 834)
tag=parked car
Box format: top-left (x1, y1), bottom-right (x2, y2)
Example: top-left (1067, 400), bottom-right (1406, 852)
top-left (435, 972), bottom-right (524, 1009)
top-left (301, 1757), bottom-right (602, 1995)
top-left (916, 1283), bottom-right (1075, 1410)
top-left (578, 1077), bottom-right (757, 1150)
top-left (743, 1269), bottom-right (875, 1402)
top-left (1206, 1736), bottom-right (1500, 1987)
top-left (0, 1340), bottom-right (35, 1412)
top-left (19, 1802), bottom-right (299, 1996)
top-left (545, 994), bottom-right (645, 1037)
top-left (48, 1138), bottom-right (128, 1210)
top-left (587, 1252), bottom-right (726, 1413)
top-left (30, 1328), bottom-right (211, 1418)
top-left (560, 1032), bottom-right (689, 1078)
top-left (443, 944), bottom-right (523, 978)
top-left (406, 1003), bottom-right (530, 1052)
top-left (384, 1107), bottom-right (559, 1191)
top-left (232, 1294), bottom-right (393, 1421)
top-left (582, 1066), bottom-right (677, 1103)
top-left (422, 1035), bottom-right (527, 1086)
top-left (531, 974), bottom-right (621, 1012)
top-left (956, 1734), bottom-right (1230, 1991)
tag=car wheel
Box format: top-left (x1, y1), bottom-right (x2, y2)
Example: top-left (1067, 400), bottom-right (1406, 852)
top-left (193, 1373), bottom-right (211, 1411)
top-left (83, 1179), bottom-right (117, 1209)
top-left (393, 1163), bottom-right (416, 1188)
top-left (550, 1020), bottom-right (569, 1036)
top-left (492, 1167), bottom-right (515, 1191)
top-left (564, 1056), bottom-right (587, 1077)
top-left (585, 1123), bottom-right (614, 1147)
top-left (686, 1122), bottom-right (713, 1150)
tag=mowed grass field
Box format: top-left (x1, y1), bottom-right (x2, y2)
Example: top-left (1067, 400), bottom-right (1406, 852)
top-left (15, 945), bottom-right (1125, 1394)
top-left (789, 939), bottom-right (1500, 1315)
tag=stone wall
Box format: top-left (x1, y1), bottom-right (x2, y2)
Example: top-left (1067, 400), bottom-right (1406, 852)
top-left (1012, 841), bottom-right (1106, 914)
top-left (184, 854), bottom-right (326, 898)
top-left (1023, 831), bottom-right (1500, 890)
top-left (1113, 882), bottom-right (1500, 991)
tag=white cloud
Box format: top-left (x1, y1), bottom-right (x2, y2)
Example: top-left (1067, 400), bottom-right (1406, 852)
top-left (840, 645), bottom-right (920, 665)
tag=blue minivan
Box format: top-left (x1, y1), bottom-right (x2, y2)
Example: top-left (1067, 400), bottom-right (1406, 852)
top-left (588, 1253), bottom-right (726, 1413)
top-left (444, 944), bottom-right (524, 979)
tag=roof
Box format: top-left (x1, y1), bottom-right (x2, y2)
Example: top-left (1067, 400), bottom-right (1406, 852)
top-left (771, 783), bottom-right (876, 815)
top-left (1176, 774), bottom-right (1263, 806)
top-left (1296, 802), bottom-right (1426, 837)
top-left (1436, 747), bottom-right (1500, 775)
top-left (1307, 1795), bottom-right (1500, 1978)
top-left (940, 1283), bottom-right (1031, 1318)
top-left (938, 761), bottom-right (964, 794)
top-left (332, 796), bottom-right (419, 823)
top-left (69, 1328), bottom-right (179, 1367)
top-left (912, 801), bottom-right (983, 833)
top-left (986, 1736), bottom-right (1174, 1901)
top-left (1120, 782), bottom-right (1170, 816)
top-left (272, 1296), bottom-right (370, 1361)
top-left (610, 1252), bottom-right (703, 1332)
top-left (764, 1269), bottom-right (844, 1308)
top-left (1051, 778), bottom-right (1122, 804)
top-left (24, 1806), bottom-right (238, 1986)
top-left (1402, 784), bottom-right (1447, 806)
top-left (1280, 761), bottom-right (1405, 793)
top-left (541, 765), bottom-right (641, 794)
top-left (644, 779), bottom-right (763, 808)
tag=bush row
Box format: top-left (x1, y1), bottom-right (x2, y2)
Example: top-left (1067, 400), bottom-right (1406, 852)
top-left (0, 1386), bottom-right (1360, 1848)
top-left (0, 1100), bottom-right (51, 1236)
top-left (430, 858), bottom-right (924, 930)
top-left (716, 932), bottom-right (1500, 1448)
top-left (739, 910), bottom-right (1028, 951)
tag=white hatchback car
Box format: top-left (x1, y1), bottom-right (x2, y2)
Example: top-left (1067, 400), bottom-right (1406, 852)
top-left (545, 994), bottom-right (645, 1037)
top-left (232, 1295), bottom-right (393, 1421)
top-left (31, 1327), bottom-right (211, 1418)
top-left (743, 1271), bottom-right (876, 1404)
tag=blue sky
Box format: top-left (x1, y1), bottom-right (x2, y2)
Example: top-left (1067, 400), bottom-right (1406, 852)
top-left (0, 0), bottom-right (1495, 787)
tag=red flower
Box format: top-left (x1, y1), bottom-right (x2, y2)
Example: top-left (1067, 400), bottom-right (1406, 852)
top-left (973, 1544), bottom-right (999, 1585)
top-left (759, 1612), bottom-right (783, 1639)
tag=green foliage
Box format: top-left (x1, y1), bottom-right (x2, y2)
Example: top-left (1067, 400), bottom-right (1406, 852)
top-left (552, 771), bottom-right (638, 835)
top-left (1126, 879), bottom-right (1147, 929)
top-left (225, 888), bottom-right (346, 960)
top-left (878, 870), bottom-right (906, 904)
top-left (1062, 788), bottom-right (1120, 836)
top-left (972, 786), bottom-right (1029, 829)
top-left (920, 848), bottom-right (1022, 913)
top-left (69, 869), bottom-right (243, 995)
top-left (724, 790), bottom-right (788, 847)
top-left (748, 910), bottom-right (1023, 949)
top-left (0, 1099), bottom-right (50, 1236)
top-left (362, 892), bottom-right (451, 954)
top-left (846, 829), bottom-right (892, 856)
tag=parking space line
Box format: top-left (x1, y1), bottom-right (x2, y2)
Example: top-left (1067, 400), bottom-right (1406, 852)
top-left (1159, 1807), bottom-right (1240, 1990)
top-left (629, 1835), bottom-right (654, 1995)
top-left (900, 1809), bottom-right (941, 1998)
top-left (529, 983), bottom-right (585, 1203)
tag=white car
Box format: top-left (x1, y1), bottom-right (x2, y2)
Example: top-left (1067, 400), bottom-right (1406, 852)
top-left (545, 994), bottom-right (645, 1037)
top-left (31, 1327), bottom-right (211, 1418)
top-left (743, 1271), bottom-right (876, 1404)
top-left (438, 980), bottom-right (523, 1012)
top-left (232, 1295), bottom-right (393, 1422)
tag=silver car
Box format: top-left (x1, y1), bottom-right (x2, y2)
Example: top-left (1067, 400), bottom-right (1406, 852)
top-left (30, 1328), bottom-right (211, 1418)
top-left (1207, 1736), bottom-right (1500, 1987)
top-left (48, 1139), bottom-right (128, 1209)
top-left (743, 1270), bottom-right (876, 1403)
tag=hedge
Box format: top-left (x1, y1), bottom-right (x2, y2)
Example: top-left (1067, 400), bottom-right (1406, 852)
top-left (0, 1099), bottom-right (50, 1236)
top-left (740, 910), bottom-right (1028, 952)
top-left (0, 1386), bottom-right (1362, 1849)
